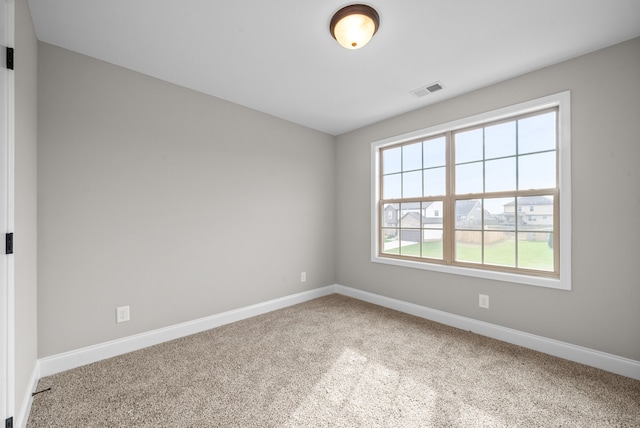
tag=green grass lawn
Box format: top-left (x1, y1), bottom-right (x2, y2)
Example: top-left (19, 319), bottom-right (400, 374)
top-left (385, 241), bottom-right (442, 258)
top-left (385, 239), bottom-right (553, 271)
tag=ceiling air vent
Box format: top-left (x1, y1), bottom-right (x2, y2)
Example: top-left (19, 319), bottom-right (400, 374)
top-left (410, 82), bottom-right (444, 98)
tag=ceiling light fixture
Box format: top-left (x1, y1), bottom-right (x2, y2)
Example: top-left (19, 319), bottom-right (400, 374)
top-left (330, 4), bottom-right (380, 50)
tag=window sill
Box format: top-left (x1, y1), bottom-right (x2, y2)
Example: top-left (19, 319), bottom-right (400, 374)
top-left (371, 254), bottom-right (571, 290)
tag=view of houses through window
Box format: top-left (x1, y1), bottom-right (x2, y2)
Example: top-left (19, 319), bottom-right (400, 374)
top-left (379, 108), bottom-right (559, 277)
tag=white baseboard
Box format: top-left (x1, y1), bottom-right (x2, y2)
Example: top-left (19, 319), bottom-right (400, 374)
top-left (335, 284), bottom-right (640, 380)
top-left (39, 285), bottom-right (336, 378)
top-left (16, 362), bottom-right (40, 428)
top-left (37, 283), bottom-right (639, 383)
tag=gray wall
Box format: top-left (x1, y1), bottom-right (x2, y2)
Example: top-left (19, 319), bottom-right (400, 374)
top-left (34, 34), bottom-right (640, 363)
top-left (14, 0), bottom-right (38, 418)
top-left (336, 38), bottom-right (640, 361)
top-left (37, 43), bottom-right (336, 357)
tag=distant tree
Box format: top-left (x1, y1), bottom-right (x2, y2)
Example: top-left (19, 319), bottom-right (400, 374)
top-left (547, 233), bottom-right (553, 249)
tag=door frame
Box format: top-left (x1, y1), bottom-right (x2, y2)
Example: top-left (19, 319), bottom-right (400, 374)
top-left (0, 0), bottom-right (15, 422)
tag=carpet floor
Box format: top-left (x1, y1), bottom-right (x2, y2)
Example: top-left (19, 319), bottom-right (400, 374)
top-left (27, 294), bottom-right (640, 427)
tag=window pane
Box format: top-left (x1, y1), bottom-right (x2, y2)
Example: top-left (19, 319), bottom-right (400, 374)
top-left (456, 162), bottom-right (483, 194)
top-left (517, 232), bottom-right (554, 271)
top-left (423, 201), bottom-right (443, 218)
top-left (382, 204), bottom-right (398, 228)
top-left (519, 152), bottom-right (556, 190)
top-left (421, 234), bottom-right (443, 259)
top-left (382, 147), bottom-right (401, 174)
top-left (402, 170), bottom-right (422, 198)
top-left (401, 201), bottom-right (421, 211)
top-left (455, 231), bottom-right (482, 263)
top-left (485, 121), bottom-right (516, 159)
top-left (422, 201), bottom-right (443, 259)
top-left (518, 111), bottom-right (556, 154)
top-left (423, 136), bottom-right (446, 168)
top-left (383, 173), bottom-right (401, 199)
top-left (381, 228), bottom-right (399, 253)
top-left (484, 197), bottom-right (515, 230)
top-left (423, 201), bottom-right (443, 226)
top-left (423, 167), bottom-right (446, 197)
top-left (400, 202), bottom-right (421, 225)
top-left (455, 199), bottom-right (482, 230)
top-left (398, 202), bottom-right (421, 256)
top-left (484, 231), bottom-right (516, 267)
top-left (403, 142), bottom-right (422, 171)
top-left (517, 196), bottom-right (554, 230)
top-left (455, 128), bottom-right (483, 163)
top-left (400, 229), bottom-right (420, 256)
top-left (485, 157), bottom-right (516, 192)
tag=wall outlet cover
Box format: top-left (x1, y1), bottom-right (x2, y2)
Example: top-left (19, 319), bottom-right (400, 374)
top-left (116, 306), bottom-right (130, 323)
top-left (479, 294), bottom-right (490, 309)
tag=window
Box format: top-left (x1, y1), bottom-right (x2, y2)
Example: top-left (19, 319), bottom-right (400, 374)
top-left (371, 92), bottom-right (571, 290)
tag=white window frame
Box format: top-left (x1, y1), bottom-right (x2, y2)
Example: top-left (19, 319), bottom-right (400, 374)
top-left (371, 91), bottom-right (571, 290)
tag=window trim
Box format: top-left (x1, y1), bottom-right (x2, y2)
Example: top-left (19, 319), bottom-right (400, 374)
top-left (371, 91), bottom-right (571, 290)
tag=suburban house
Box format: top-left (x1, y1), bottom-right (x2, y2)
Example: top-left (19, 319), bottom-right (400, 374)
top-left (455, 200), bottom-right (484, 228)
top-left (399, 208), bottom-right (443, 243)
top-left (383, 203), bottom-right (399, 230)
top-left (503, 196), bottom-right (554, 227)
top-left (4, 1), bottom-right (640, 427)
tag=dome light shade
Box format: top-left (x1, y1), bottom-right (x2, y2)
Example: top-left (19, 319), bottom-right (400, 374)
top-left (330, 4), bottom-right (379, 50)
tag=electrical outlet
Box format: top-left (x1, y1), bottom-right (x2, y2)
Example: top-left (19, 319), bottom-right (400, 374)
top-left (300, 272), bottom-right (307, 282)
top-left (479, 294), bottom-right (489, 309)
top-left (116, 306), bottom-right (130, 323)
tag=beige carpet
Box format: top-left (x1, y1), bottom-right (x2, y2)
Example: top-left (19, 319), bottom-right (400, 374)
top-left (27, 294), bottom-right (640, 427)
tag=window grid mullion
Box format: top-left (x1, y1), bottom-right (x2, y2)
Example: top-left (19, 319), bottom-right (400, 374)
top-left (481, 127), bottom-right (486, 265)
top-left (445, 131), bottom-right (454, 265)
top-left (515, 119), bottom-right (520, 268)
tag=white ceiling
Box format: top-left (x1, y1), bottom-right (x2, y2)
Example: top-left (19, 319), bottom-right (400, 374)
top-left (27, 0), bottom-right (640, 136)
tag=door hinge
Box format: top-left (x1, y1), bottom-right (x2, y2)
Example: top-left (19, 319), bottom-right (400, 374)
top-left (5, 416), bottom-right (13, 428)
top-left (5, 233), bottom-right (13, 254)
top-left (6, 47), bottom-right (13, 70)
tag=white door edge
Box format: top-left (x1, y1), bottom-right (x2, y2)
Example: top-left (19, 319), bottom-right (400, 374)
top-left (0, 0), bottom-right (15, 422)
